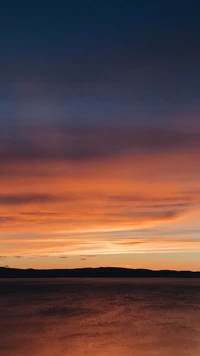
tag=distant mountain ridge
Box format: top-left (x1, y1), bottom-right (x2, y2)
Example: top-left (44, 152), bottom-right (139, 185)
top-left (0, 266), bottom-right (200, 278)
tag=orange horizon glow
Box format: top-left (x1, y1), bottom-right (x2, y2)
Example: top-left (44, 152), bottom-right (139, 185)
top-left (1, 149), bottom-right (200, 271)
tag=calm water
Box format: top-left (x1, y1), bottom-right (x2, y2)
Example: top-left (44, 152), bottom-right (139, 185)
top-left (0, 278), bottom-right (200, 356)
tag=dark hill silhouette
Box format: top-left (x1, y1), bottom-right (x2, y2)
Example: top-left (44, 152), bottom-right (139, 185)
top-left (0, 266), bottom-right (200, 278)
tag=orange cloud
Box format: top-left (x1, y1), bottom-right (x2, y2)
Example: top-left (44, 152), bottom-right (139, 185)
top-left (1, 145), bottom-right (200, 267)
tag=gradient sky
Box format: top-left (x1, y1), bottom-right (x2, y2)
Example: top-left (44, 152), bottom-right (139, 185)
top-left (1, 1), bottom-right (200, 270)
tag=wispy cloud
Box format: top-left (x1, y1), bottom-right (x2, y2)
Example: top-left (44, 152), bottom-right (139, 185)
top-left (1, 126), bottom-right (200, 164)
top-left (0, 193), bottom-right (64, 205)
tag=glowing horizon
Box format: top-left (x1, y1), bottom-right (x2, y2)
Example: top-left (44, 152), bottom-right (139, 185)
top-left (1, 133), bottom-right (200, 270)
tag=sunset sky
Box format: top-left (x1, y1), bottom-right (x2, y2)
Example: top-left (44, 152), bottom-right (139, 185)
top-left (1, 1), bottom-right (200, 270)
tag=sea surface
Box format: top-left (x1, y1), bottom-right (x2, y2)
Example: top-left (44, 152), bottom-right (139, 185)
top-left (0, 278), bottom-right (200, 356)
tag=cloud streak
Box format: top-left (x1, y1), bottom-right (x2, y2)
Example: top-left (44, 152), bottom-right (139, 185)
top-left (0, 193), bottom-right (64, 205)
top-left (1, 126), bottom-right (200, 163)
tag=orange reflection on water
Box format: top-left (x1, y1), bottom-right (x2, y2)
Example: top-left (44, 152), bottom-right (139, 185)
top-left (1, 279), bottom-right (200, 356)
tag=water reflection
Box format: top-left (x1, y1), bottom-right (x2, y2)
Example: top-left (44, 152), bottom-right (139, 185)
top-left (0, 278), bottom-right (200, 355)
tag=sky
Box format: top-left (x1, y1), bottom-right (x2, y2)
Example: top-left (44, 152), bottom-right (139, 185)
top-left (1, 1), bottom-right (200, 270)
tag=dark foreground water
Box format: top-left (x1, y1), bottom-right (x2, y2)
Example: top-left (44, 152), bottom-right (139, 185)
top-left (0, 278), bottom-right (200, 356)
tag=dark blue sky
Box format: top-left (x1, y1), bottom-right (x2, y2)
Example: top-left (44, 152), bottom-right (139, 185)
top-left (0, 1), bottom-right (200, 127)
